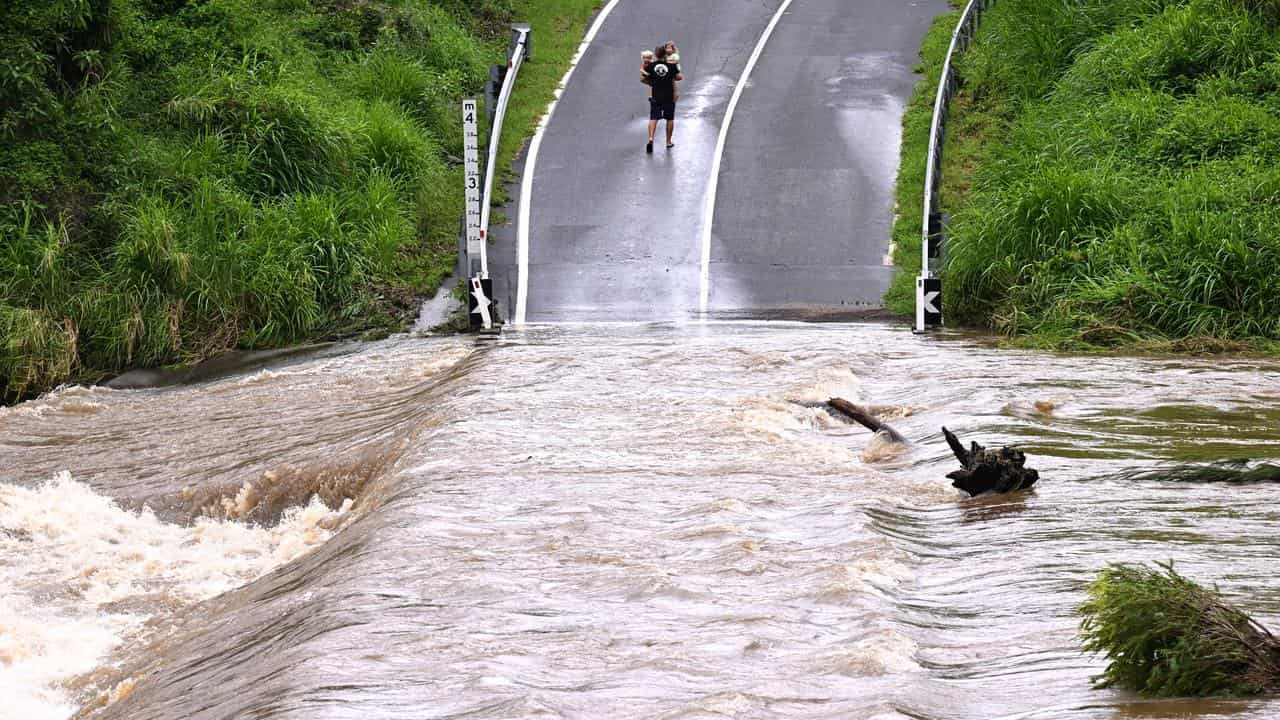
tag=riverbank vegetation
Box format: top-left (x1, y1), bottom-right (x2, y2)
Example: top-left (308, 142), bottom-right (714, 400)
top-left (0, 0), bottom-right (599, 403)
top-left (890, 0), bottom-right (1280, 352)
top-left (885, 4), bottom-right (961, 316)
top-left (1080, 562), bottom-right (1280, 696)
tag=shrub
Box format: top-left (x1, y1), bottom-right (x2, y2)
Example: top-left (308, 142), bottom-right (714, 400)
top-left (1080, 562), bottom-right (1280, 696)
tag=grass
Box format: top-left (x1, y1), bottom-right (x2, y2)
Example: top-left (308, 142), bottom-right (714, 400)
top-left (1080, 562), bottom-right (1280, 696)
top-left (0, 0), bottom-right (601, 402)
top-left (889, 0), bottom-right (1280, 351)
top-left (886, 3), bottom-right (963, 315)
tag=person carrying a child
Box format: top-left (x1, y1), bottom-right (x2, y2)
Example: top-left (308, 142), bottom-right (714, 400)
top-left (643, 43), bottom-right (682, 153)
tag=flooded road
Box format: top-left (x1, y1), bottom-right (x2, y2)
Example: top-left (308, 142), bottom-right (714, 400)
top-left (3, 323), bottom-right (1280, 719)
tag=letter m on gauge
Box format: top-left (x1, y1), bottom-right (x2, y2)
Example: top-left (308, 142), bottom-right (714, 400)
top-left (462, 99), bottom-right (482, 256)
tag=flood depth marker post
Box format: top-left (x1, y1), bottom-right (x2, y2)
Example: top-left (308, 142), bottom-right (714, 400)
top-left (462, 98), bottom-right (492, 330)
top-left (462, 99), bottom-right (482, 276)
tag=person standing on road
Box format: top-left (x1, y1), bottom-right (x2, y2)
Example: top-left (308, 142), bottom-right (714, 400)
top-left (645, 44), bottom-right (682, 153)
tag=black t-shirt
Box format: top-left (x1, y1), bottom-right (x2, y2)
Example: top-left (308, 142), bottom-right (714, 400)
top-left (645, 61), bottom-right (679, 103)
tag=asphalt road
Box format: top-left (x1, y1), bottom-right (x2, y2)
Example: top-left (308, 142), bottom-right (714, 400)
top-left (490, 0), bottom-right (948, 323)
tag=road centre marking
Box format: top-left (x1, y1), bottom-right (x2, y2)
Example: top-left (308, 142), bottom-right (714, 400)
top-left (515, 0), bottom-right (623, 326)
top-left (699, 0), bottom-right (795, 314)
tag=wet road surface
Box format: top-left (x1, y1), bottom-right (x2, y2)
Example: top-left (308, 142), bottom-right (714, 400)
top-left (709, 0), bottom-right (947, 314)
top-left (491, 0), bottom-right (786, 322)
top-left (491, 0), bottom-right (945, 322)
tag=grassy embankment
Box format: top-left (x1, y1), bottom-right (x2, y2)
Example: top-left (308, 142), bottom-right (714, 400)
top-left (889, 0), bottom-right (1280, 352)
top-left (0, 0), bottom-right (600, 403)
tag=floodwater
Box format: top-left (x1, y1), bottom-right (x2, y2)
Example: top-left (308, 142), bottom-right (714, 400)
top-left (3, 322), bottom-right (1279, 720)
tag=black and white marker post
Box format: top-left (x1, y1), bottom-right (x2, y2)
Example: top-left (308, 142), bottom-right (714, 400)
top-left (916, 206), bottom-right (943, 330)
top-left (916, 276), bottom-right (942, 329)
top-left (915, 126), bottom-right (945, 333)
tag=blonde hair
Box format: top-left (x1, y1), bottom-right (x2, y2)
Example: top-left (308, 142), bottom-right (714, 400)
top-left (641, 50), bottom-right (654, 59)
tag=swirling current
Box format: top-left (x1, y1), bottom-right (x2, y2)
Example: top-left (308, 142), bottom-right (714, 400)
top-left (3, 323), bottom-right (1279, 719)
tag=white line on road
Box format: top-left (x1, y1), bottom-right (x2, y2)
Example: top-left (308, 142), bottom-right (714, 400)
top-left (515, 0), bottom-right (623, 326)
top-left (699, 0), bottom-right (794, 315)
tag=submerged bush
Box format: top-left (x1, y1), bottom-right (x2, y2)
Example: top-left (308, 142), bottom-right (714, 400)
top-left (1080, 562), bottom-right (1280, 696)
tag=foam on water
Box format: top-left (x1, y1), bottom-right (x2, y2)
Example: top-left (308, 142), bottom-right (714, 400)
top-left (0, 472), bottom-right (351, 719)
top-left (814, 629), bottom-right (921, 676)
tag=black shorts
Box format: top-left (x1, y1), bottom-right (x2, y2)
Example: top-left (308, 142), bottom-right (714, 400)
top-left (649, 98), bottom-right (676, 121)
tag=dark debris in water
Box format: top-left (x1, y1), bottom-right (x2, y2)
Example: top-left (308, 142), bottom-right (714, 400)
top-left (944, 427), bottom-right (1040, 497)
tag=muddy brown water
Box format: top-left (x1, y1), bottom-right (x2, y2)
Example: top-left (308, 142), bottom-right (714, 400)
top-left (2, 322), bottom-right (1279, 719)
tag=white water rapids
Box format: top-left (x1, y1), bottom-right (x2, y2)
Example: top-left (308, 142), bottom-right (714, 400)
top-left (2, 323), bottom-right (1279, 719)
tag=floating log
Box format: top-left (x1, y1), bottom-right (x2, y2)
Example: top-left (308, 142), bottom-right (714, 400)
top-left (942, 427), bottom-right (1039, 496)
top-left (1080, 562), bottom-right (1280, 696)
top-left (827, 398), bottom-right (907, 443)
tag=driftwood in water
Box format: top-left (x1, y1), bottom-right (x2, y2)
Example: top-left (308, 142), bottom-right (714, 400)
top-left (824, 401), bottom-right (1041, 495)
top-left (827, 398), bottom-right (907, 443)
top-left (943, 427), bottom-right (1039, 496)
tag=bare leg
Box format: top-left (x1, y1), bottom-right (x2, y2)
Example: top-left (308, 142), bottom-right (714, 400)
top-left (648, 119), bottom-right (657, 143)
top-left (665, 119), bottom-right (674, 146)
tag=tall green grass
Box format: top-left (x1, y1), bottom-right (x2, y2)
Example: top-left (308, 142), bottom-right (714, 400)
top-left (0, 0), bottom-right (537, 401)
top-left (893, 0), bottom-right (1280, 349)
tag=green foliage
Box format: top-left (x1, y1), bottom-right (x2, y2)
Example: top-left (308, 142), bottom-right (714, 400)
top-left (1079, 562), bottom-right (1280, 696)
top-left (0, 0), bottom-right (521, 402)
top-left (0, 0), bottom-right (607, 402)
top-left (899, 0), bottom-right (1280, 348)
top-left (0, 0), bottom-right (119, 136)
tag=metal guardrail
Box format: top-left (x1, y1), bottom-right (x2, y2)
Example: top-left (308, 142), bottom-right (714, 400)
top-left (478, 25), bottom-right (531, 277)
top-left (461, 24), bottom-right (531, 330)
top-left (916, 0), bottom-right (994, 333)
